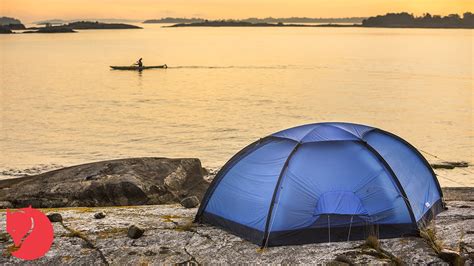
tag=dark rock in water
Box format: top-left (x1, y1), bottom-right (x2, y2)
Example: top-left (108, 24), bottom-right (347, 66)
top-left (431, 161), bottom-right (470, 169)
top-left (127, 225), bottom-right (144, 239)
top-left (431, 163), bottom-right (455, 169)
top-left (431, 163), bottom-right (454, 169)
top-left (47, 213), bottom-right (63, 223)
top-left (180, 196), bottom-right (200, 208)
top-left (94, 212), bottom-right (106, 219)
top-left (0, 157), bottom-right (209, 208)
top-left (445, 161), bottom-right (469, 168)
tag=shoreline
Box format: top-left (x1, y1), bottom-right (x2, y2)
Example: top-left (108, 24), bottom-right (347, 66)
top-left (167, 24), bottom-right (474, 29)
top-left (1, 159), bottom-right (471, 186)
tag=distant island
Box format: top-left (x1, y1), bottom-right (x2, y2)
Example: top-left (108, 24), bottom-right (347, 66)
top-left (62, 21), bottom-right (142, 30)
top-left (362, 12), bottom-right (474, 28)
top-left (0, 16), bottom-right (22, 26)
top-left (243, 17), bottom-right (365, 24)
top-left (0, 16), bottom-right (26, 33)
top-left (144, 16), bottom-right (366, 24)
top-left (3, 12), bottom-right (472, 34)
top-left (169, 21), bottom-right (307, 27)
top-left (144, 17), bottom-right (206, 24)
top-left (168, 12), bottom-right (474, 29)
top-left (33, 18), bottom-right (142, 25)
top-left (169, 20), bottom-right (359, 28)
top-left (25, 21), bottom-right (142, 33)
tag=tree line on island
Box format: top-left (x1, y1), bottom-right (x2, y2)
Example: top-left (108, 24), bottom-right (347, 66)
top-left (144, 16), bottom-right (366, 24)
top-left (362, 12), bottom-right (474, 28)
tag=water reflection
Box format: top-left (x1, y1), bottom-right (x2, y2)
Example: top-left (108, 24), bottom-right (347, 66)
top-left (0, 25), bottom-right (472, 186)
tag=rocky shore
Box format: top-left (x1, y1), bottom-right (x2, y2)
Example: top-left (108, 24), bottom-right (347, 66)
top-left (0, 158), bottom-right (209, 208)
top-left (0, 187), bottom-right (472, 265)
top-left (0, 158), bottom-right (472, 264)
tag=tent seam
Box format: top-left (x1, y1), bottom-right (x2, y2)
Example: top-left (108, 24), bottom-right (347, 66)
top-left (261, 141), bottom-right (301, 247)
top-left (359, 141), bottom-right (419, 229)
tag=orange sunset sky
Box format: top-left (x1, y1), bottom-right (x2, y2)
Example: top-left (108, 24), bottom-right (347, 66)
top-left (1, 0), bottom-right (472, 22)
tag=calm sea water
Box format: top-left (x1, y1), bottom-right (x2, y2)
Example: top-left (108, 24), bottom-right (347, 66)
top-left (0, 24), bottom-right (472, 186)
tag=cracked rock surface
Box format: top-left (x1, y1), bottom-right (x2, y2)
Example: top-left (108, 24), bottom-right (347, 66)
top-left (0, 188), bottom-right (472, 265)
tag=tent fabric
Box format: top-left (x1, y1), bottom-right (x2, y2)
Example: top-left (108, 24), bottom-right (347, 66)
top-left (195, 122), bottom-right (444, 247)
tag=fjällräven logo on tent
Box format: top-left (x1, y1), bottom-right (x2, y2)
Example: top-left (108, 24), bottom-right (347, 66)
top-left (6, 206), bottom-right (54, 260)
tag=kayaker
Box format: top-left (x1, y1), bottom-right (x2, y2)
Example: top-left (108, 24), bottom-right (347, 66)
top-left (136, 58), bottom-right (143, 68)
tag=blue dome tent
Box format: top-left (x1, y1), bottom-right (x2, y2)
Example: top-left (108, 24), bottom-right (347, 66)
top-left (195, 122), bottom-right (445, 247)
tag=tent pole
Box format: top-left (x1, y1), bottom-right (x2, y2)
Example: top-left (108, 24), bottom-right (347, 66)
top-left (261, 141), bottom-right (301, 247)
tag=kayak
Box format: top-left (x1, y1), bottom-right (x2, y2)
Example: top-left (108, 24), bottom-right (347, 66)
top-left (110, 64), bottom-right (168, 70)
